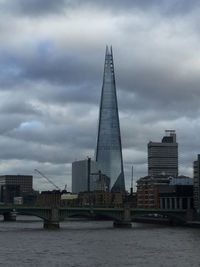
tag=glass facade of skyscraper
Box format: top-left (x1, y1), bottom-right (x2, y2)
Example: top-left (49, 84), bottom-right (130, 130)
top-left (96, 46), bottom-right (125, 192)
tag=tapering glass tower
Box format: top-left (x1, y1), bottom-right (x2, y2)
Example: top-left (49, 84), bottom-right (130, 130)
top-left (96, 46), bottom-right (125, 192)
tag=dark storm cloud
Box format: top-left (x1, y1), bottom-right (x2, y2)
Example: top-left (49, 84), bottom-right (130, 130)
top-left (2, 40), bottom-right (200, 118)
top-left (0, 101), bottom-right (40, 115)
top-left (7, 122), bottom-right (96, 149)
top-left (81, 0), bottom-right (200, 17)
top-left (1, 0), bottom-right (200, 17)
top-left (0, 43), bottom-right (101, 101)
top-left (0, 135), bottom-right (92, 164)
top-left (4, 0), bottom-right (67, 16)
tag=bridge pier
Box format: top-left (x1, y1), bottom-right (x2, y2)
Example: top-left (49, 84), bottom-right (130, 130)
top-left (113, 221), bottom-right (132, 228)
top-left (43, 220), bottom-right (60, 230)
top-left (113, 206), bottom-right (132, 228)
top-left (43, 207), bottom-right (60, 230)
top-left (3, 212), bottom-right (16, 222)
top-left (186, 209), bottom-right (194, 221)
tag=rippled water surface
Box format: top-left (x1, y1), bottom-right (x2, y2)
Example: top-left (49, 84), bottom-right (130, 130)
top-left (0, 216), bottom-right (200, 267)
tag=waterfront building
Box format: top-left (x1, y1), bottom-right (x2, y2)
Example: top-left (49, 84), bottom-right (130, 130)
top-left (78, 191), bottom-right (123, 207)
top-left (61, 193), bottom-right (78, 206)
top-left (72, 159), bottom-right (99, 193)
top-left (96, 46), bottom-right (125, 192)
top-left (193, 155), bottom-right (200, 213)
top-left (37, 190), bottom-right (61, 207)
top-left (159, 184), bottom-right (193, 210)
top-left (148, 130), bottom-right (178, 177)
top-left (136, 175), bottom-right (193, 210)
top-left (136, 175), bottom-right (170, 209)
top-left (0, 175), bottom-right (33, 203)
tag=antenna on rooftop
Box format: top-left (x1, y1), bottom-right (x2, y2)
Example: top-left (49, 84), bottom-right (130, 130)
top-left (130, 165), bottom-right (133, 195)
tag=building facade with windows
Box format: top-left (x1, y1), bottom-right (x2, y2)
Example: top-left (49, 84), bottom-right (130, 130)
top-left (0, 175), bottom-right (33, 203)
top-left (148, 130), bottom-right (178, 177)
top-left (72, 159), bottom-right (100, 193)
top-left (136, 175), bottom-right (170, 209)
top-left (194, 154), bottom-right (200, 213)
top-left (136, 175), bottom-right (193, 210)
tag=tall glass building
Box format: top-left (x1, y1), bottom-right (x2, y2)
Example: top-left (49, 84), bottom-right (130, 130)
top-left (96, 46), bottom-right (125, 192)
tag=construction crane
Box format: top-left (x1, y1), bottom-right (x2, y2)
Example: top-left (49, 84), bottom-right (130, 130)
top-left (34, 169), bottom-right (61, 191)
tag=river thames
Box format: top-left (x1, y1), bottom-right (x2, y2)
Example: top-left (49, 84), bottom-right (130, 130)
top-left (0, 216), bottom-right (199, 267)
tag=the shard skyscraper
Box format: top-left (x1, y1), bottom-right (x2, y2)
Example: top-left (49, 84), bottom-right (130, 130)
top-left (96, 46), bottom-right (125, 192)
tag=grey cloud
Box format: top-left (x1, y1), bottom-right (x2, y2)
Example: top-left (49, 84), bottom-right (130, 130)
top-left (7, 123), bottom-right (96, 149)
top-left (85, 0), bottom-right (200, 17)
top-left (0, 136), bottom-right (92, 164)
top-left (0, 101), bottom-right (40, 115)
top-left (1, 0), bottom-right (200, 17)
top-left (0, 46), bottom-right (101, 92)
top-left (3, 0), bottom-right (67, 16)
top-left (2, 43), bottom-right (200, 121)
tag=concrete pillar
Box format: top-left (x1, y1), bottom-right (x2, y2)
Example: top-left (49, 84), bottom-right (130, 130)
top-left (165, 198), bottom-right (168, 209)
top-left (160, 198), bottom-right (163, 209)
top-left (187, 198), bottom-right (191, 210)
top-left (113, 221), bottom-right (132, 228)
top-left (4, 212), bottom-right (16, 222)
top-left (174, 198), bottom-right (178, 209)
top-left (179, 198), bottom-right (183, 209)
top-left (43, 207), bottom-right (60, 230)
top-left (113, 206), bottom-right (132, 228)
top-left (186, 209), bottom-right (194, 221)
top-left (43, 220), bottom-right (60, 230)
top-left (169, 198), bottom-right (173, 209)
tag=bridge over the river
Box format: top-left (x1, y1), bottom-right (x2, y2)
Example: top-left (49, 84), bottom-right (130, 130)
top-left (0, 205), bottom-right (194, 229)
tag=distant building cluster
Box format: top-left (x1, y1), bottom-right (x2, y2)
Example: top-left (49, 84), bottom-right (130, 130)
top-left (137, 130), bottom-right (200, 216)
top-left (2, 47), bottom-right (200, 221)
top-left (69, 48), bottom-right (200, 218)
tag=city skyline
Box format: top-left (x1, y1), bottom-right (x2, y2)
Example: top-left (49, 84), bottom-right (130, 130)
top-left (0, 1), bottom-right (200, 191)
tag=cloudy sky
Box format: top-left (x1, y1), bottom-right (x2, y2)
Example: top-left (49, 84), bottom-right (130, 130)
top-left (0, 0), bottom-right (200, 191)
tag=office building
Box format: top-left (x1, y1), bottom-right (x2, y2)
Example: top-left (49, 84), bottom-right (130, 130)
top-left (159, 184), bottom-right (193, 210)
top-left (194, 155), bottom-right (200, 213)
top-left (137, 175), bottom-right (170, 209)
top-left (0, 175), bottom-right (33, 203)
top-left (96, 46), bottom-right (125, 192)
top-left (137, 175), bottom-right (193, 209)
top-left (72, 159), bottom-right (99, 193)
top-left (148, 130), bottom-right (178, 177)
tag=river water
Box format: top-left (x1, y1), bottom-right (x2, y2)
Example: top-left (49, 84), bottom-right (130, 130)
top-left (0, 216), bottom-right (200, 267)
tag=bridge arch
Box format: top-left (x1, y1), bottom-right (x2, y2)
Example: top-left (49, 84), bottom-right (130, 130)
top-left (17, 210), bottom-right (50, 221)
top-left (59, 211), bottom-right (123, 222)
top-left (131, 212), bottom-right (186, 223)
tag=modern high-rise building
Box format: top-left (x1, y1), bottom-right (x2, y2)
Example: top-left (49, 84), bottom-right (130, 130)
top-left (96, 46), bottom-right (125, 192)
top-left (0, 175), bottom-right (33, 203)
top-left (72, 159), bottom-right (99, 193)
top-left (193, 154), bottom-right (200, 213)
top-left (148, 130), bottom-right (178, 177)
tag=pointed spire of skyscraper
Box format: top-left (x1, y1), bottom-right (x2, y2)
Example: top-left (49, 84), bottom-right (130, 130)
top-left (96, 46), bottom-right (125, 192)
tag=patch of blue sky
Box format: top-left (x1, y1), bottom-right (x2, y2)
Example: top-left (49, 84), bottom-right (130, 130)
top-left (37, 39), bottom-right (55, 57)
top-left (20, 121), bottom-right (43, 129)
